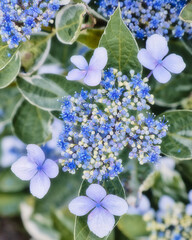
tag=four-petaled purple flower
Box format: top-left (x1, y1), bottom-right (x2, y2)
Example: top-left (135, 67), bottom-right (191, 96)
top-left (66, 47), bottom-right (108, 86)
top-left (11, 144), bottom-right (59, 199)
top-left (69, 184), bottom-right (128, 238)
top-left (137, 34), bottom-right (186, 83)
top-left (186, 190), bottom-right (192, 216)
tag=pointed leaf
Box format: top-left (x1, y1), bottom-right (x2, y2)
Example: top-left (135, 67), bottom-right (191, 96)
top-left (0, 53), bottom-right (21, 89)
top-left (159, 110), bottom-right (192, 160)
top-left (99, 7), bottom-right (142, 75)
top-left (12, 100), bottom-right (52, 144)
top-left (0, 38), bottom-right (19, 70)
top-left (117, 215), bottom-right (148, 239)
top-left (56, 4), bottom-right (86, 44)
top-left (17, 74), bottom-right (89, 111)
top-left (0, 86), bottom-right (22, 124)
top-left (20, 33), bottom-right (51, 74)
top-left (180, 2), bottom-right (192, 23)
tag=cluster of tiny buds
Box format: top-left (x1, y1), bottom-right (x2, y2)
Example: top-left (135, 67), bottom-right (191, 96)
top-left (98, 0), bottom-right (192, 39)
top-left (144, 201), bottom-right (192, 240)
top-left (0, 0), bottom-right (60, 48)
top-left (58, 68), bottom-right (168, 182)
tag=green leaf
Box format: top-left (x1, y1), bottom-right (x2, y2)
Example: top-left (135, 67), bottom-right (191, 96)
top-left (99, 7), bottom-right (142, 75)
top-left (152, 169), bottom-right (187, 202)
top-left (177, 160), bottom-right (192, 189)
top-left (12, 100), bottom-right (52, 144)
top-left (180, 1), bottom-right (192, 23)
top-left (0, 53), bottom-right (21, 89)
top-left (0, 38), bottom-right (19, 70)
top-left (160, 110), bottom-right (192, 160)
top-left (50, 36), bottom-right (81, 69)
top-left (20, 200), bottom-right (60, 240)
top-left (52, 208), bottom-right (74, 240)
top-left (0, 193), bottom-right (27, 217)
top-left (20, 33), bottom-right (51, 74)
top-left (78, 29), bottom-right (104, 49)
top-left (0, 86), bottom-right (22, 124)
top-left (17, 74), bottom-right (89, 111)
top-left (151, 38), bottom-right (192, 107)
top-left (56, 4), bottom-right (86, 44)
top-left (35, 172), bottom-right (81, 214)
top-left (0, 168), bottom-right (28, 193)
top-left (74, 177), bottom-right (125, 240)
top-left (118, 215), bottom-right (148, 239)
top-left (139, 168), bottom-right (187, 202)
top-left (139, 171), bottom-right (159, 194)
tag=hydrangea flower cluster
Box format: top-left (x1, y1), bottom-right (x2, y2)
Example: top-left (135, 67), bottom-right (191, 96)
top-left (58, 68), bottom-right (168, 182)
top-left (0, 0), bottom-right (60, 48)
top-left (98, 0), bottom-right (192, 39)
top-left (144, 195), bottom-right (192, 240)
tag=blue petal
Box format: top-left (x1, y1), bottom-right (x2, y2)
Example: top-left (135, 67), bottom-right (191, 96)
top-left (89, 47), bottom-right (108, 70)
top-left (87, 207), bottom-right (115, 238)
top-left (70, 55), bottom-right (88, 70)
top-left (11, 156), bottom-right (37, 181)
top-left (158, 195), bottom-right (175, 211)
top-left (137, 49), bottom-right (157, 70)
top-left (30, 171), bottom-right (50, 199)
top-left (189, 190), bottom-right (192, 203)
top-left (66, 69), bottom-right (87, 81)
top-left (86, 184), bottom-right (106, 202)
top-left (27, 144), bottom-right (45, 165)
top-left (84, 70), bottom-right (102, 86)
top-left (146, 34), bottom-right (169, 60)
top-left (101, 194), bottom-right (128, 216)
top-left (186, 204), bottom-right (192, 216)
top-left (43, 159), bottom-right (59, 178)
top-left (162, 54), bottom-right (186, 74)
top-left (69, 196), bottom-right (96, 216)
top-left (153, 65), bottom-right (171, 83)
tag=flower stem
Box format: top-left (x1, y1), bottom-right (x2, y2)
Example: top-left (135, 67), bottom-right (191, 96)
top-left (147, 70), bottom-right (153, 79)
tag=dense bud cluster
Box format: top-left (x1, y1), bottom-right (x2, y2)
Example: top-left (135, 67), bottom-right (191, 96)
top-left (58, 69), bottom-right (168, 182)
top-left (0, 0), bottom-right (60, 48)
top-left (144, 198), bottom-right (192, 239)
top-left (98, 0), bottom-right (192, 39)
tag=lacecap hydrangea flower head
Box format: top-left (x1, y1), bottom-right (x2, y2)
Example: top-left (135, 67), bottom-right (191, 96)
top-left (144, 194), bottom-right (192, 239)
top-left (0, 0), bottom-right (61, 48)
top-left (58, 45), bottom-right (170, 183)
top-left (98, 0), bottom-right (192, 39)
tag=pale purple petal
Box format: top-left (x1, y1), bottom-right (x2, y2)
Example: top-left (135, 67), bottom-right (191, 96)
top-left (66, 69), bottom-right (87, 81)
top-left (101, 194), bottom-right (128, 216)
top-left (138, 195), bottom-right (151, 214)
top-left (30, 171), bottom-right (50, 199)
top-left (158, 196), bottom-right (175, 211)
top-left (162, 54), bottom-right (186, 74)
top-left (86, 184), bottom-right (106, 202)
top-left (11, 156), bottom-right (37, 181)
top-left (69, 196), bottom-right (96, 216)
top-left (84, 70), bottom-right (101, 86)
top-left (186, 204), bottom-right (192, 216)
top-left (146, 34), bottom-right (169, 60)
top-left (137, 49), bottom-right (157, 70)
top-left (89, 47), bottom-right (108, 70)
top-left (87, 207), bottom-right (115, 238)
top-left (153, 65), bottom-right (171, 83)
top-left (26, 144), bottom-right (45, 165)
top-left (43, 159), bottom-right (59, 178)
top-left (70, 55), bottom-right (88, 70)
top-left (189, 190), bottom-right (192, 203)
top-left (82, 0), bottom-right (91, 3)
